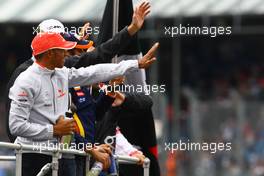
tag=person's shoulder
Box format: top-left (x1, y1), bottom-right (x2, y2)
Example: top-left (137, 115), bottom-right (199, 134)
top-left (14, 64), bottom-right (40, 87)
top-left (9, 59), bottom-right (33, 79)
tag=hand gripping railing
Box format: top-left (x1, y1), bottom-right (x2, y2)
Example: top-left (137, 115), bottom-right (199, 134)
top-left (0, 142), bottom-right (150, 176)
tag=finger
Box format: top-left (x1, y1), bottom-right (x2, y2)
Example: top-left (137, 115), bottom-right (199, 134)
top-left (80, 23), bottom-right (90, 37)
top-left (147, 57), bottom-right (157, 64)
top-left (140, 159), bottom-right (144, 165)
top-left (139, 1), bottom-right (146, 9)
top-left (56, 116), bottom-right (63, 123)
top-left (103, 157), bottom-right (110, 170)
top-left (102, 159), bottom-right (107, 170)
top-left (104, 147), bottom-right (112, 155)
top-left (146, 43), bottom-right (159, 58)
top-left (102, 147), bottom-right (111, 155)
top-left (101, 144), bottom-right (111, 150)
top-left (80, 33), bottom-right (89, 40)
top-left (84, 22), bottom-right (90, 28)
top-left (115, 91), bottom-right (123, 98)
top-left (106, 158), bottom-right (111, 169)
top-left (141, 8), bottom-right (150, 17)
top-left (101, 144), bottom-right (110, 148)
top-left (134, 7), bottom-right (139, 14)
top-left (143, 4), bottom-right (151, 12)
top-left (142, 2), bottom-right (150, 10)
top-left (137, 159), bottom-right (143, 165)
top-left (142, 5), bottom-right (150, 14)
top-left (84, 33), bottom-right (90, 39)
top-left (144, 58), bottom-right (156, 68)
top-left (112, 102), bottom-right (118, 107)
top-left (82, 23), bottom-right (90, 32)
top-left (144, 10), bottom-right (151, 17)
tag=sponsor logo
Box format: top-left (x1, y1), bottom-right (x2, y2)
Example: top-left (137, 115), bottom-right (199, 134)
top-left (58, 89), bottom-right (66, 98)
top-left (18, 91), bottom-right (28, 97)
top-left (78, 97), bottom-right (86, 103)
top-left (76, 91), bottom-right (85, 97)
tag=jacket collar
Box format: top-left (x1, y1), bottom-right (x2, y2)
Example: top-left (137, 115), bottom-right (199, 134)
top-left (32, 62), bottom-right (55, 75)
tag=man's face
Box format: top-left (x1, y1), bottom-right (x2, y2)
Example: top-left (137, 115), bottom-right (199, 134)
top-left (50, 49), bottom-right (67, 68)
top-left (67, 48), bottom-right (86, 56)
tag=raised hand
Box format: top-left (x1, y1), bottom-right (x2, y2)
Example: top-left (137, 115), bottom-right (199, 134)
top-left (79, 22), bottom-right (90, 40)
top-left (138, 42), bottom-right (159, 69)
top-left (132, 2), bottom-right (150, 30)
top-left (128, 1), bottom-right (151, 35)
top-left (111, 91), bottom-right (126, 107)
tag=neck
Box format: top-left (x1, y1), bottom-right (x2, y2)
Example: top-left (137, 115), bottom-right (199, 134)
top-left (36, 60), bottom-right (55, 70)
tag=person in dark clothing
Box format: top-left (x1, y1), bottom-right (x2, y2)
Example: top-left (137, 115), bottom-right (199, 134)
top-left (97, 0), bottom-right (160, 174)
top-left (117, 108), bottom-right (160, 176)
top-left (95, 92), bottom-right (153, 143)
top-left (64, 32), bottom-right (148, 175)
top-left (72, 85), bottom-right (148, 176)
top-left (5, 1), bottom-right (149, 143)
top-left (95, 92), bottom-right (161, 176)
top-left (70, 86), bottom-right (115, 176)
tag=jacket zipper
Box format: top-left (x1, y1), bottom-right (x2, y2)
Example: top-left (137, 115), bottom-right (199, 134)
top-left (50, 74), bottom-right (56, 114)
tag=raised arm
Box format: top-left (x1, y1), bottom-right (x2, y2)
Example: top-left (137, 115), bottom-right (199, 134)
top-left (64, 1), bottom-right (151, 68)
top-left (68, 43), bottom-right (159, 87)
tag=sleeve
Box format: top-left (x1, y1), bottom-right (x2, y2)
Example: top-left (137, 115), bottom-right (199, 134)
top-left (121, 93), bottom-right (153, 110)
top-left (5, 60), bottom-right (33, 142)
top-left (64, 27), bottom-right (132, 68)
top-left (64, 55), bottom-right (79, 68)
top-left (67, 60), bottom-right (138, 88)
top-left (9, 77), bottom-right (54, 141)
top-left (115, 128), bottom-right (141, 156)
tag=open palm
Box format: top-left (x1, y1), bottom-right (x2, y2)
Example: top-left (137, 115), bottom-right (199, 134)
top-left (132, 2), bottom-right (151, 29)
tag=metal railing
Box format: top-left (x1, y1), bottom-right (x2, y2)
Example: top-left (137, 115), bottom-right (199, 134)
top-left (0, 141), bottom-right (150, 176)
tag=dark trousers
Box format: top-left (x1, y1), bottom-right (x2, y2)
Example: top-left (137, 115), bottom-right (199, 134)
top-left (22, 153), bottom-right (76, 176)
top-left (75, 155), bottom-right (86, 176)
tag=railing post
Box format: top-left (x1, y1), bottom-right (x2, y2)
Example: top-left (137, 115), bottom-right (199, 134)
top-left (15, 144), bottom-right (22, 176)
top-left (143, 158), bottom-right (150, 176)
top-left (85, 154), bottom-right (90, 174)
top-left (51, 151), bottom-right (60, 176)
top-left (115, 156), bottom-right (119, 176)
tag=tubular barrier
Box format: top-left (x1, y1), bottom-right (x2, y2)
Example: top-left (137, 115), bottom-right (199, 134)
top-left (0, 142), bottom-right (150, 176)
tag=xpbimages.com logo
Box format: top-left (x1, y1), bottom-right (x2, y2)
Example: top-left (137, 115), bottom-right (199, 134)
top-left (32, 26), bottom-right (100, 36)
top-left (32, 135), bottom-right (117, 153)
top-left (32, 141), bottom-right (102, 153)
top-left (164, 24), bottom-right (232, 38)
top-left (165, 140), bottom-right (232, 154)
top-left (97, 83), bottom-right (166, 95)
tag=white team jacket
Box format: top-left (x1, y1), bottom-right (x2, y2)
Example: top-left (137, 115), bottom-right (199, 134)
top-left (9, 60), bottom-right (138, 147)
